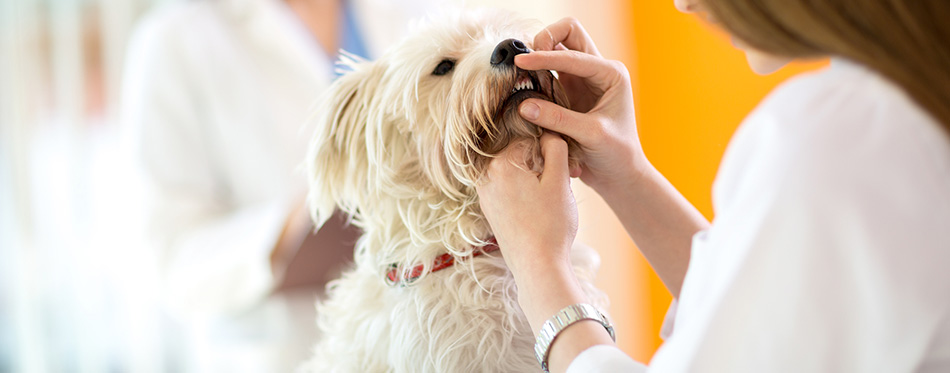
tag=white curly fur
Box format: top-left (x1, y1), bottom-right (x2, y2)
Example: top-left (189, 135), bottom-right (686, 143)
top-left (302, 9), bottom-right (608, 373)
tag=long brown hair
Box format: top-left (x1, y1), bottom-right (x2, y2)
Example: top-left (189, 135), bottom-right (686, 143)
top-left (703, 0), bottom-right (950, 135)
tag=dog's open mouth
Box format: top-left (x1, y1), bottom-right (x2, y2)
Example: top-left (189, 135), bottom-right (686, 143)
top-left (497, 69), bottom-right (558, 117)
top-left (508, 71), bottom-right (543, 100)
top-left (469, 67), bottom-right (569, 160)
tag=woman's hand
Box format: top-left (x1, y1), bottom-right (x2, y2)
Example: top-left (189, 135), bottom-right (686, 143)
top-left (519, 18), bottom-right (649, 198)
top-left (477, 132), bottom-right (617, 373)
top-left (476, 132), bottom-right (578, 279)
top-left (518, 17), bottom-right (708, 300)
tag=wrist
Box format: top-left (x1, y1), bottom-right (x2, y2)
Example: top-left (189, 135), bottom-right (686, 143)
top-left (588, 150), bottom-right (654, 199)
top-left (500, 238), bottom-right (574, 283)
top-left (594, 159), bottom-right (657, 206)
top-left (537, 306), bottom-right (616, 373)
top-left (513, 262), bottom-right (588, 333)
top-left (508, 249), bottom-right (572, 281)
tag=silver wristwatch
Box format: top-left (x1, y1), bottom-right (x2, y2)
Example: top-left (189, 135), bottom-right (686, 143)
top-left (534, 303), bottom-right (616, 372)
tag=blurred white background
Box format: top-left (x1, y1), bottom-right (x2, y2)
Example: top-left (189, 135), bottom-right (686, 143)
top-left (2, 0), bottom-right (169, 371)
top-left (0, 0), bottom-right (630, 372)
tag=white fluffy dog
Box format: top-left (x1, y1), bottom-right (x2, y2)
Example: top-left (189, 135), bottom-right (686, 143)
top-left (303, 10), bottom-right (608, 373)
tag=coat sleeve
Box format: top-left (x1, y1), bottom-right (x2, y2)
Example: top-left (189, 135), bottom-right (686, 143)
top-left (568, 61), bottom-right (949, 373)
top-left (646, 108), bottom-right (950, 372)
top-left (121, 9), bottom-right (292, 318)
top-left (567, 345), bottom-right (647, 373)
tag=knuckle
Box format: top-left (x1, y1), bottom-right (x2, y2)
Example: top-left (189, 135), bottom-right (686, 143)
top-left (564, 16), bottom-right (582, 28)
top-left (567, 49), bottom-right (586, 59)
top-left (487, 156), bottom-right (508, 172)
top-left (565, 50), bottom-right (587, 67)
top-left (536, 28), bottom-right (555, 49)
top-left (605, 59), bottom-right (631, 85)
top-left (608, 60), bottom-right (629, 76)
top-left (548, 107), bottom-right (566, 128)
top-left (591, 116), bottom-right (610, 138)
top-left (552, 136), bottom-right (569, 153)
top-left (542, 133), bottom-right (565, 147)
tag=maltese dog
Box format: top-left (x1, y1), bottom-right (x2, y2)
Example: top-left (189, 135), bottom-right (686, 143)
top-left (303, 9), bottom-right (608, 373)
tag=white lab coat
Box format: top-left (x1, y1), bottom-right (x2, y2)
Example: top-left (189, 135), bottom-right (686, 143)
top-left (568, 59), bottom-right (950, 372)
top-left (121, 0), bottom-right (428, 370)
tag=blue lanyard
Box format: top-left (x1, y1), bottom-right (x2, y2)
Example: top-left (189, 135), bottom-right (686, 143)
top-left (335, 0), bottom-right (370, 76)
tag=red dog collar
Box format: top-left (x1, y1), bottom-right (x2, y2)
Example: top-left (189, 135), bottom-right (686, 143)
top-left (384, 238), bottom-right (500, 286)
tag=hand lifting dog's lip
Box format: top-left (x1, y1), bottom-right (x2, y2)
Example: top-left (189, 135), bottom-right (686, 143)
top-left (495, 68), bottom-right (559, 118)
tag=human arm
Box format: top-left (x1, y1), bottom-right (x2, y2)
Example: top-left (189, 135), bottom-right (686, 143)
top-left (648, 95), bottom-right (950, 371)
top-left (122, 14), bottom-right (300, 316)
top-left (517, 17), bottom-right (709, 298)
top-left (476, 133), bottom-right (621, 373)
top-left (270, 199), bottom-right (312, 280)
top-left (475, 18), bottom-right (708, 372)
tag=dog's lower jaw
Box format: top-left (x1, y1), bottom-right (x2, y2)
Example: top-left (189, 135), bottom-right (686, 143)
top-left (302, 242), bottom-right (606, 373)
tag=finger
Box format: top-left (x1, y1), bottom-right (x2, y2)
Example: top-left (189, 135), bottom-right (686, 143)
top-left (519, 99), bottom-right (596, 144)
top-left (569, 163), bottom-right (583, 178)
top-left (538, 132), bottom-right (570, 184)
top-left (674, 0), bottom-right (700, 13)
top-left (514, 50), bottom-right (622, 93)
top-left (533, 17), bottom-right (601, 56)
top-left (485, 141), bottom-right (537, 179)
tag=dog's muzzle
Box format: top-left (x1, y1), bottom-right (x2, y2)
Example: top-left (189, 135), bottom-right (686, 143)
top-left (491, 38), bottom-right (530, 68)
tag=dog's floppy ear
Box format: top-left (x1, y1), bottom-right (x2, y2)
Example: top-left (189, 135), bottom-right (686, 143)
top-left (306, 56), bottom-right (383, 227)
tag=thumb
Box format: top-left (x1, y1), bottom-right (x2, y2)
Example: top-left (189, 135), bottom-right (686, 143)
top-left (519, 99), bottom-right (593, 144)
top-left (539, 131), bottom-right (570, 184)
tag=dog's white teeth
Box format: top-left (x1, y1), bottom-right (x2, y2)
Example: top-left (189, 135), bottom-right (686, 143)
top-left (512, 78), bottom-right (534, 93)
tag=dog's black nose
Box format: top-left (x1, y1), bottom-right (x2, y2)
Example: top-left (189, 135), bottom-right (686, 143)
top-left (490, 38), bottom-right (530, 67)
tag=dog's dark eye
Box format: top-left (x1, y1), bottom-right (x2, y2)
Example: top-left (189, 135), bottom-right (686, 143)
top-left (432, 59), bottom-right (455, 76)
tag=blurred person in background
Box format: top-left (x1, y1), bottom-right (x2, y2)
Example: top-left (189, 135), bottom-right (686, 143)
top-left (121, 0), bottom-right (429, 370)
top-left (8, 5), bottom-right (162, 371)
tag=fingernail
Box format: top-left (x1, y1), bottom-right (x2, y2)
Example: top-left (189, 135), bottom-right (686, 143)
top-left (513, 54), bottom-right (528, 67)
top-left (520, 102), bottom-right (540, 120)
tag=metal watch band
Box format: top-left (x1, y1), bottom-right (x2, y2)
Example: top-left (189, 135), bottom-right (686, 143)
top-left (533, 303), bottom-right (616, 372)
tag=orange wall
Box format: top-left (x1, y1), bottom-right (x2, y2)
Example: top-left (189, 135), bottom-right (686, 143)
top-left (591, 1), bottom-right (827, 362)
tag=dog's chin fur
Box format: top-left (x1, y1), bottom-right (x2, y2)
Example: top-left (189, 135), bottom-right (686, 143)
top-left (302, 9), bottom-right (606, 373)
